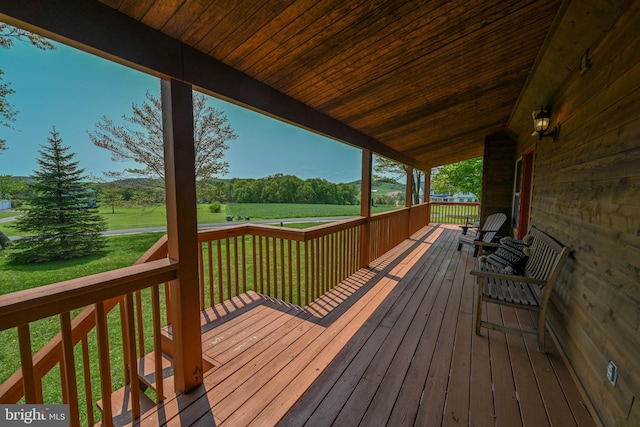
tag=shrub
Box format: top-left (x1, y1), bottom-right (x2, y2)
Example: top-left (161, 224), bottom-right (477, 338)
top-left (0, 231), bottom-right (12, 250)
top-left (209, 202), bottom-right (222, 213)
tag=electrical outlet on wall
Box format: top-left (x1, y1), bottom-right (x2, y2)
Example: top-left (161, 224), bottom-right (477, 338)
top-left (607, 361), bottom-right (618, 387)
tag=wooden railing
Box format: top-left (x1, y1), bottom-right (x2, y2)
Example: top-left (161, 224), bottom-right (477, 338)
top-left (0, 203), bottom-right (430, 425)
top-left (0, 237), bottom-right (173, 426)
top-left (196, 217), bottom-right (365, 308)
top-left (0, 258), bottom-right (176, 427)
top-left (428, 201), bottom-right (480, 224)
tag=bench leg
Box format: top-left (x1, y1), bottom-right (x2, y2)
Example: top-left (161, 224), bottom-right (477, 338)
top-left (457, 242), bottom-right (462, 251)
top-left (475, 279), bottom-right (484, 335)
top-left (537, 308), bottom-right (548, 352)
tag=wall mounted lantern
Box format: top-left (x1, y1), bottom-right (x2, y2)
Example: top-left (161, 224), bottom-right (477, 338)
top-left (532, 105), bottom-right (559, 141)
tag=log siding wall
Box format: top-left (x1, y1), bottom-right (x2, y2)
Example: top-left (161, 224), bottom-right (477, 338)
top-left (516, 6), bottom-right (640, 426)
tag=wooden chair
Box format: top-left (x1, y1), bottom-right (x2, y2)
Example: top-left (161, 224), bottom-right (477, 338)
top-left (469, 227), bottom-right (570, 351)
top-left (457, 212), bottom-right (506, 256)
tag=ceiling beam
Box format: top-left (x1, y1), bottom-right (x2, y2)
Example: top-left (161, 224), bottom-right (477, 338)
top-left (0, 0), bottom-right (428, 170)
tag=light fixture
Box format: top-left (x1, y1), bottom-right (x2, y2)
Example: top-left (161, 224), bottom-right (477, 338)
top-left (532, 105), bottom-right (559, 141)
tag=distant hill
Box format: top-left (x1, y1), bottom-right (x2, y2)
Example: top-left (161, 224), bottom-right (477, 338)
top-left (349, 179), bottom-right (405, 196)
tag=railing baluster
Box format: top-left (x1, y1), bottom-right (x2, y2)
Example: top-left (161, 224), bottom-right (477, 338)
top-left (288, 240), bottom-right (293, 304)
top-left (95, 302), bottom-right (114, 427)
top-left (198, 243), bottom-right (205, 310)
top-left (164, 282), bottom-right (172, 326)
top-left (329, 233), bottom-right (334, 291)
top-left (208, 241), bottom-right (214, 307)
top-left (217, 239), bottom-right (223, 303)
top-left (280, 238), bottom-right (285, 302)
top-left (234, 236), bottom-right (240, 298)
top-left (118, 300), bottom-right (130, 384)
top-left (81, 336), bottom-right (94, 426)
top-left (151, 285), bottom-right (164, 402)
top-left (123, 293), bottom-right (141, 421)
top-left (60, 311), bottom-right (80, 427)
top-left (252, 235), bottom-right (257, 294)
top-left (17, 324), bottom-right (37, 404)
top-left (225, 237), bottom-right (232, 301)
top-left (135, 290), bottom-right (145, 356)
top-left (242, 236), bottom-right (247, 294)
top-left (296, 241), bottom-right (301, 306)
top-left (320, 236), bottom-right (325, 295)
top-left (304, 240), bottom-right (310, 306)
top-left (264, 237), bottom-right (273, 296)
top-left (311, 238), bottom-right (316, 302)
top-left (258, 236), bottom-right (264, 294)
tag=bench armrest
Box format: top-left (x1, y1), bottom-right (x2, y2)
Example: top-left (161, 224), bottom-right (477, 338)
top-left (469, 268), bottom-right (547, 285)
top-left (474, 240), bottom-right (500, 248)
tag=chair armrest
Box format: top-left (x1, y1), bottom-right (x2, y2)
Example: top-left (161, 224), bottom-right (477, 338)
top-left (469, 268), bottom-right (547, 285)
top-left (460, 225), bottom-right (480, 235)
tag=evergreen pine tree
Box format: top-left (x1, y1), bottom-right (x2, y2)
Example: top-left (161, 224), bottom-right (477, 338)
top-left (11, 127), bottom-right (107, 263)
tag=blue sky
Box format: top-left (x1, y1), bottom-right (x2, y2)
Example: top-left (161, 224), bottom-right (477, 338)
top-left (0, 37), bottom-right (362, 183)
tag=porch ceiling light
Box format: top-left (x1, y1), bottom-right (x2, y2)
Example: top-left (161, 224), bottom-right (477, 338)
top-left (532, 105), bottom-right (559, 141)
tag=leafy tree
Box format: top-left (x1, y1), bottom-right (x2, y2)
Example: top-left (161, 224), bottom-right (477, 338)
top-left (11, 128), bottom-right (107, 263)
top-left (0, 24), bottom-right (54, 152)
top-left (88, 91), bottom-right (237, 181)
top-left (196, 179), bottom-right (225, 204)
top-left (0, 175), bottom-right (26, 199)
top-left (432, 157), bottom-right (483, 200)
top-left (97, 182), bottom-right (126, 214)
top-left (224, 175), bottom-right (358, 205)
top-left (373, 156), bottom-right (424, 204)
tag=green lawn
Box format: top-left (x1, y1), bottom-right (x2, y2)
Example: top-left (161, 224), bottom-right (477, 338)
top-left (0, 211), bottom-right (18, 219)
top-left (0, 203), bottom-right (400, 236)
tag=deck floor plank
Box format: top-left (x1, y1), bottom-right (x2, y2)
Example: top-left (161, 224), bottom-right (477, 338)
top-left (359, 233), bottom-right (462, 427)
top-left (413, 242), bottom-right (466, 426)
top-left (487, 303), bottom-right (523, 427)
top-left (440, 245), bottom-right (475, 427)
top-left (318, 229), bottom-right (455, 426)
top-left (134, 225), bottom-right (597, 427)
top-left (502, 306), bottom-right (551, 427)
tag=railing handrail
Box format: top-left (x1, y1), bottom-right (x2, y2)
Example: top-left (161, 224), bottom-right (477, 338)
top-left (0, 259), bottom-right (177, 332)
top-left (370, 206), bottom-right (409, 219)
top-left (196, 216), bottom-right (367, 242)
top-left (429, 201), bottom-right (480, 206)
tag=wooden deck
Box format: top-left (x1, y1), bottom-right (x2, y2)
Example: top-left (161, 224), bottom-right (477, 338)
top-left (135, 224), bottom-right (597, 427)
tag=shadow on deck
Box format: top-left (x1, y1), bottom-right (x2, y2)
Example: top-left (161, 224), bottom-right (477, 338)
top-left (135, 224), bottom-right (597, 427)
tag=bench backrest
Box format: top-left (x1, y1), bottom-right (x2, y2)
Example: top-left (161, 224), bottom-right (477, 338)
top-left (524, 228), bottom-right (571, 298)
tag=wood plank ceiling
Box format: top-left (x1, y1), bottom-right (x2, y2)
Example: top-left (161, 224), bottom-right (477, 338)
top-left (99, 0), bottom-right (562, 169)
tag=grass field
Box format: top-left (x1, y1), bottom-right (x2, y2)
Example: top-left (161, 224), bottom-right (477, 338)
top-left (0, 203), bottom-right (399, 236)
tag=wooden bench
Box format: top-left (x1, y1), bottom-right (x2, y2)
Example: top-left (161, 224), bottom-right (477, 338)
top-left (470, 227), bottom-right (570, 351)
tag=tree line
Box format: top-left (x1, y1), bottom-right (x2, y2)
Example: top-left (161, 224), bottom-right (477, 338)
top-left (223, 174), bottom-right (358, 205)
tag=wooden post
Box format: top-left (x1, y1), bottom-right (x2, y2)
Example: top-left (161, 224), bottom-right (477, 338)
top-left (423, 168), bottom-right (431, 224)
top-left (405, 166), bottom-right (413, 208)
top-left (162, 78), bottom-right (203, 393)
top-left (360, 150), bottom-right (372, 268)
top-left (405, 166), bottom-right (413, 237)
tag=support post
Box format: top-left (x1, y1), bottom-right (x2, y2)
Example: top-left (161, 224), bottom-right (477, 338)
top-left (424, 168), bottom-right (431, 224)
top-left (162, 78), bottom-right (203, 392)
top-left (360, 150), bottom-right (372, 268)
top-left (405, 166), bottom-right (413, 237)
top-left (405, 166), bottom-right (413, 208)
